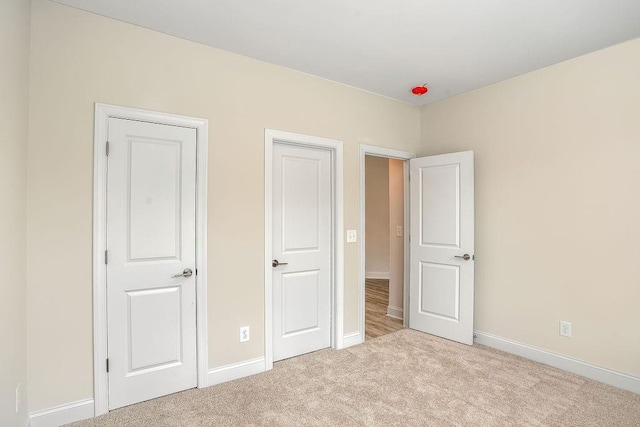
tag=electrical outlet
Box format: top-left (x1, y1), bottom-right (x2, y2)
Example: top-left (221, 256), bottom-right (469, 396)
top-left (559, 321), bottom-right (572, 337)
top-left (346, 230), bottom-right (357, 243)
top-left (15, 383), bottom-right (21, 414)
top-left (396, 226), bottom-right (403, 237)
top-left (240, 326), bottom-right (250, 342)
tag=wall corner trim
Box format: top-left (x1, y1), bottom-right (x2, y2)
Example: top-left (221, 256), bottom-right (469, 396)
top-left (29, 398), bottom-right (94, 427)
top-left (343, 331), bottom-right (363, 348)
top-left (207, 357), bottom-right (266, 387)
top-left (474, 330), bottom-right (640, 394)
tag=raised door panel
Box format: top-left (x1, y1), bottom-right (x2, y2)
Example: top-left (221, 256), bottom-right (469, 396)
top-left (128, 138), bottom-right (182, 261)
top-left (419, 262), bottom-right (460, 321)
top-left (127, 286), bottom-right (182, 372)
top-left (282, 270), bottom-right (321, 336)
top-left (420, 164), bottom-right (460, 249)
top-left (282, 156), bottom-right (321, 253)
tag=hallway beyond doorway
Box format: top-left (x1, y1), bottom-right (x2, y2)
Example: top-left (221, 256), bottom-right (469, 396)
top-left (365, 278), bottom-right (404, 339)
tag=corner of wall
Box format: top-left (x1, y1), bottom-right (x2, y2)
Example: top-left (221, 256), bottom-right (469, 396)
top-left (0, 0), bottom-right (31, 425)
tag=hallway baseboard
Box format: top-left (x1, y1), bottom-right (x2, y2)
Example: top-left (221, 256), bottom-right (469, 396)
top-left (365, 272), bottom-right (389, 279)
top-left (386, 305), bottom-right (403, 320)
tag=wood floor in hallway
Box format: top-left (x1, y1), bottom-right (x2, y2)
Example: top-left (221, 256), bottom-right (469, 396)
top-left (365, 278), bottom-right (404, 340)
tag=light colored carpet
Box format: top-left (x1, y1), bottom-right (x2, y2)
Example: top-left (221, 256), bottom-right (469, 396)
top-left (70, 329), bottom-right (640, 426)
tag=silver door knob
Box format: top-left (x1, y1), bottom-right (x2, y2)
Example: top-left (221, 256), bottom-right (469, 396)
top-left (272, 260), bottom-right (288, 268)
top-left (454, 254), bottom-right (471, 261)
top-left (173, 268), bottom-right (193, 278)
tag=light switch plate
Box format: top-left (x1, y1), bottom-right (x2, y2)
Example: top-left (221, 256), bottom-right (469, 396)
top-left (346, 230), bottom-right (357, 243)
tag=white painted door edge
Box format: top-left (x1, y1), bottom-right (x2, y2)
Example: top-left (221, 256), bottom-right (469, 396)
top-left (358, 145), bottom-right (415, 343)
top-left (93, 103), bottom-right (208, 416)
top-left (264, 129), bottom-right (344, 371)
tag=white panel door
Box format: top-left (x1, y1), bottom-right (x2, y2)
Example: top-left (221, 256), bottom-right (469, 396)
top-left (107, 118), bottom-right (197, 409)
top-left (272, 143), bottom-right (331, 361)
top-left (409, 151), bottom-right (474, 345)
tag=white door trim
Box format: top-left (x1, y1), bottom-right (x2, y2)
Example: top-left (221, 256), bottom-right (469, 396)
top-left (358, 145), bottom-right (415, 343)
top-left (264, 129), bottom-right (344, 370)
top-left (93, 103), bottom-right (208, 416)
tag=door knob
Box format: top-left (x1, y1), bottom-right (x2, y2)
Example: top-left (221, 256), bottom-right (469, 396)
top-left (272, 260), bottom-right (288, 268)
top-left (173, 268), bottom-right (193, 278)
top-left (454, 254), bottom-right (471, 261)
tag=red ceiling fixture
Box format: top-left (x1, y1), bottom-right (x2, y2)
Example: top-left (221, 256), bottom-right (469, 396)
top-left (411, 84), bottom-right (429, 96)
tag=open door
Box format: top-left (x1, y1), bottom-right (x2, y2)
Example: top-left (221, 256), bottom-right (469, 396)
top-left (409, 151), bottom-right (474, 345)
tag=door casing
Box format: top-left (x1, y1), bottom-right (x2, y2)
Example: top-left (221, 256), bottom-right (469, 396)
top-left (264, 129), bottom-right (344, 370)
top-left (358, 145), bottom-right (415, 344)
top-left (93, 103), bottom-right (209, 416)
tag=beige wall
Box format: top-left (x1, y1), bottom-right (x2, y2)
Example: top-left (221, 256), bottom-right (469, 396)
top-left (26, 0), bottom-right (420, 411)
top-left (0, 0), bottom-right (31, 425)
top-left (28, 0), bottom-right (637, 412)
top-left (387, 159), bottom-right (405, 314)
top-left (420, 38), bottom-right (640, 377)
top-left (365, 156), bottom-right (390, 277)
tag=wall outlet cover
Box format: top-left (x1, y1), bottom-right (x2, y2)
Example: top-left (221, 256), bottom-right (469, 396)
top-left (559, 321), bottom-right (572, 337)
top-left (346, 229), bottom-right (357, 243)
top-left (240, 326), bottom-right (250, 342)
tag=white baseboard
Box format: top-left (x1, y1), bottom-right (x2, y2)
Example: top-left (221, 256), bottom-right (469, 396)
top-left (474, 330), bottom-right (640, 394)
top-left (365, 271), bottom-right (389, 280)
top-left (29, 398), bottom-right (94, 427)
top-left (343, 331), bottom-right (363, 348)
top-left (28, 358), bottom-right (267, 426)
top-left (386, 305), bottom-right (403, 320)
top-left (207, 357), bottom-right (265, 387)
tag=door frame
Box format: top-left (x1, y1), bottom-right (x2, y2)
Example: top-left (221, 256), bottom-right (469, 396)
top-left (92, 103), bottom-right (209, 416)
top-left (358, 145), bottom-right (414, 342)
top-left (264, 129), bottom-right (344, 370)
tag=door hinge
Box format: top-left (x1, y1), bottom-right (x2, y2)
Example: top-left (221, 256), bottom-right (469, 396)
top-left (106, 141), bottom-right (110, 156)
top-left (106, 358), bottom-right (110, 373)
top-left (104, 250), bottom-right (108, 265)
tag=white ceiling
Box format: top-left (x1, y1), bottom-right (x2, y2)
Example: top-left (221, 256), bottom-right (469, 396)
top-left (53, 0), bottom-right (640, 105)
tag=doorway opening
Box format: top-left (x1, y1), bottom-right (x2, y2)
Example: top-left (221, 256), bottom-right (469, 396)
top-left (359, 145), bottom-right (414, 342)
top-left (364, 155), bottom-right (406, 339)
top-left (359, 146), bottom-right (475, 347)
